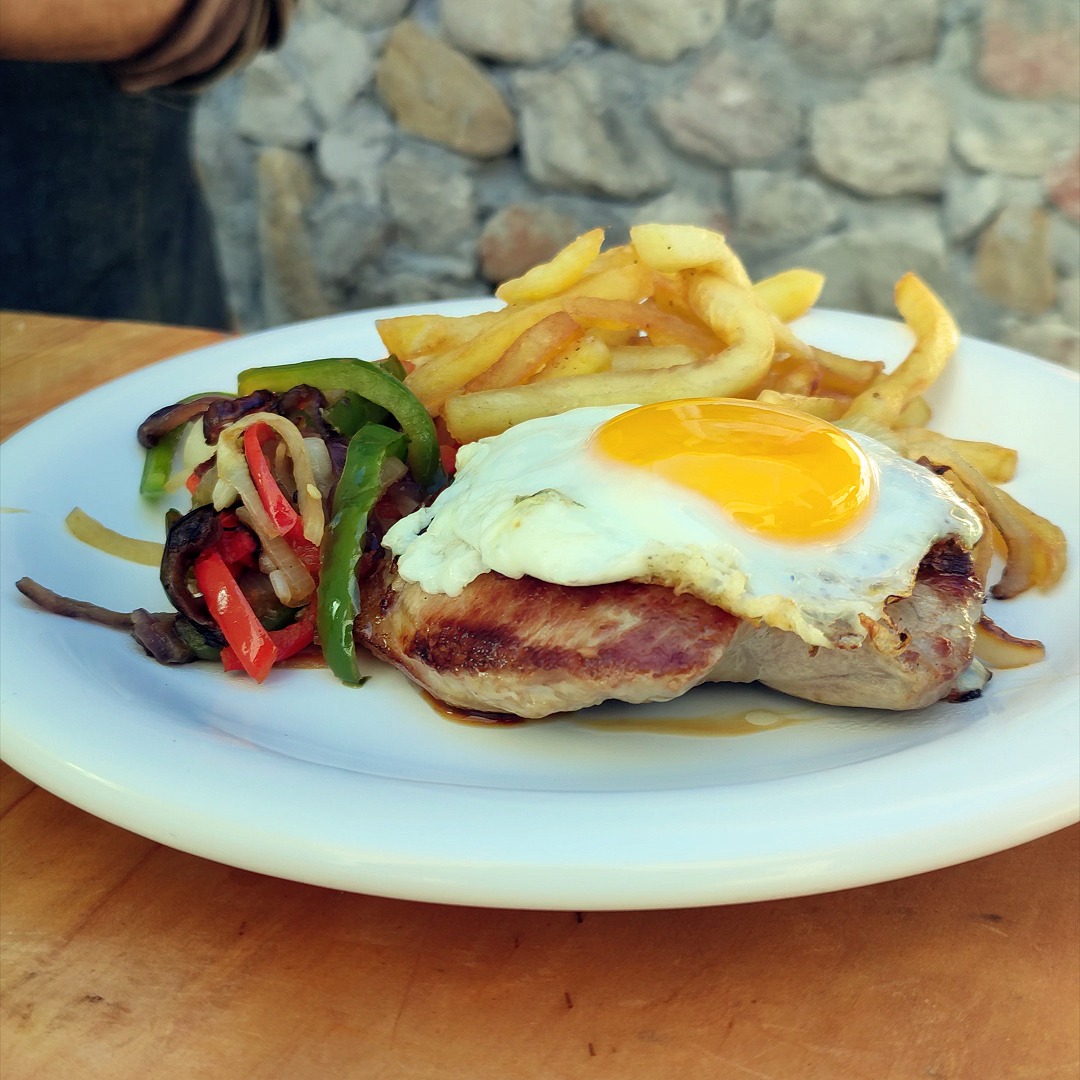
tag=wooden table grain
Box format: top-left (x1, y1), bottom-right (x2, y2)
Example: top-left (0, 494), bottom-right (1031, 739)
top-left (2, 311), bottom-right (1078, 1080)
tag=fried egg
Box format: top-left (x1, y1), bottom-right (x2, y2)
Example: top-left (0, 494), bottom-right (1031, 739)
top-left (383, 399), bottom-right (983, 648)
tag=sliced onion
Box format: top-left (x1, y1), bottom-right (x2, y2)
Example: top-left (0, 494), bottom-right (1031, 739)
top-left (234, 505), bottom-right (315, 607)
top-left (304, 436), bottom-right (334, 496)
top-left (215, 447), bottom-right (314, 605)
top-left (974, 614), bottom-right (1046, 669)
top-left (65, 507), bottom-right (164, 567)
top-left (213, 412), bottom-right (327, 546)
top-left (180, 420), bottom-right (215, 476)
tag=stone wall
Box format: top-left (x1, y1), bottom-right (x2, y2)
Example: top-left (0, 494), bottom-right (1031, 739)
top-left (193, 0), bottom-right (1080, 369)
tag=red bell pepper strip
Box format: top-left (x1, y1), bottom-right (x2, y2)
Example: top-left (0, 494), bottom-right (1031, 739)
top-left (243, 422), bottom-right (300, 536)
top-left (221, 602), bottom-right (316, 673)
top-left (284, 520), bottom-right (322, 576)
top-left (216, 523), bottom-right (257, 569)
top-left (194, 550), bottom-right (278, 682)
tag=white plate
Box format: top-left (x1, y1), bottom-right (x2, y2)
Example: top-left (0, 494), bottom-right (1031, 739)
top-left (1, 302), bottom-right (1077, 910)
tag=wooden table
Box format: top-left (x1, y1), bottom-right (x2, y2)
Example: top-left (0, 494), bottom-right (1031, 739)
top-left (2, 311), bottom-right (1078, 1080)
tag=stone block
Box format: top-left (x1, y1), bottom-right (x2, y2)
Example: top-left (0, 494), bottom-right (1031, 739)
top-left (236, 54), bottom-right (318, 148)
top-left (653, 52), bottom-right (801, 168)
top-left (257, 148), bottom-right (332, 325)
top-left (515, 61), bottom-right (671, 198)
top-left (629, 190), bottom-right (730, 232)
top-left (731, 170), bottom-right (842, 255)
top-left (774, 0), bottom-right (940, 75)
top-left (440, 0), bottom-right (576, 64)
top-left (478, 204), bottom-right (581, 284)
top-left (780, 213), bottom-right (950, 318)
top-left (943, 171), bottom-right (1004, 242)
top-left (975, 205), bottom-right (1058, 314)
top-left (1047, 148), bottom-right (1080, 222)
top-left (288, 12), bottom-right (375, 125)
top-left (1001, 315), bottom-right (1080, 369)
top-left (309, 191), bottom-right (388, 304)
top-left (580, 0), bottom-right (726, 64)
top-left (317, 0), bottom-right (412, 31)
top-left (316, 101), bottom-right (395, 198)
top-left (978, 0), bottom-right (1080, 101)
top-left (954, 95), bottom-right (1080, 178)
top-left (811, 70), bottom-right (949, 197)
top-left (1059, 275), bottom-right (1080, 330)
top-left (375, 20), bottom-right (516, 158)
top-left (383, 145), bottom-right (478, 257)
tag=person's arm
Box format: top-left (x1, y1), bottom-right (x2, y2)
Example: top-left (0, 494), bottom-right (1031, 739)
top-left (0, 0), bottom-right (189, 63)
top-left (0, 0), bottom-right (293, 92)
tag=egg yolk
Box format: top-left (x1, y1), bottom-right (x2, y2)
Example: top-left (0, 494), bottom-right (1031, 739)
top-left (590, 398), bottom-right (876, 542)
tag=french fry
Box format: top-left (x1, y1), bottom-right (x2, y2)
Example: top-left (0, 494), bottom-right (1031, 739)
top-left (495, 228), bottom-right (605, 305)
top-left (377, 310), bottom-right (503, 361)
top-left (752, 269), bottom-right (825, 323)
top-left (443, 275), bottom-right (774, 441)
top-left (562, 297), bottom-right (719, 356)
top-left (844, 273), bottom-right (958, 426)
top-left (755, 390), bottom-right (847, 420)
top-left (609, 344), bottom-right (697, 372)
top-left (588, 326), bottom-right (640, 348)
top-left (376, 223), bottom-right (1066, 622)
top-left (406, 262), bottom-right (656, 411)
top-left (575, 244), bottom-right (637, 277)
top-left (406, 303), bottom-right (564, 411)
top-left (531, 335), bottom-right (612, 381)
top-left (769, 315), bottom-right (816, 362)
top-left (902, 429), bottom-right (1067, 598)
top-left (903, 428), bottom-right (1018, 484)
top-left (567, 259), bottom-right (654, 304)
top-left (465, 312), bottom-right (583, 392)
top-left (630, 223), bottom-right (753, 289)
top-left (811, 347), bottom-right (884, 396)
top-left (896, 396), bottom-right (933, 428)
top-left (759, 352), bottom-right (820, 395)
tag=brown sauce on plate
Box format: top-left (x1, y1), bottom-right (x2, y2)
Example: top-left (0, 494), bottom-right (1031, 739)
top-left (422, 692), bottom-right (808, 737)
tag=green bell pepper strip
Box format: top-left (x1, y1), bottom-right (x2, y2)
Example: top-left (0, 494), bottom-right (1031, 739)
top-left (139, 431), bottom-right (181, 497)
top-left (139, 392), bottom-right (231, 498)
top-left (236, 357), bottom-right (443, 493)
top-left (318, 424), bottom-right (408, 686)
top-left (323, 391), bottom-right (389, 438)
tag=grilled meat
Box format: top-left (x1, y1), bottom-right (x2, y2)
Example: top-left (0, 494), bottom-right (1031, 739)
top-left (355, 539), bottom-right (988, 719)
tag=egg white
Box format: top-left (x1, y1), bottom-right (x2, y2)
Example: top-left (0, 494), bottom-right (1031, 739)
top-left (383, 405), bottom-right (983, 648)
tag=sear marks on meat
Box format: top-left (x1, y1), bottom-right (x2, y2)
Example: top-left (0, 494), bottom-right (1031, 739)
top-left (356, 555), bottom-right (741, 718)
top-left (355, 538), bottom-right (988, 718)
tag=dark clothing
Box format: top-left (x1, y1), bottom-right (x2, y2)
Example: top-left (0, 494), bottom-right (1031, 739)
top-left (0, 61), bottom-right (232, 330)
